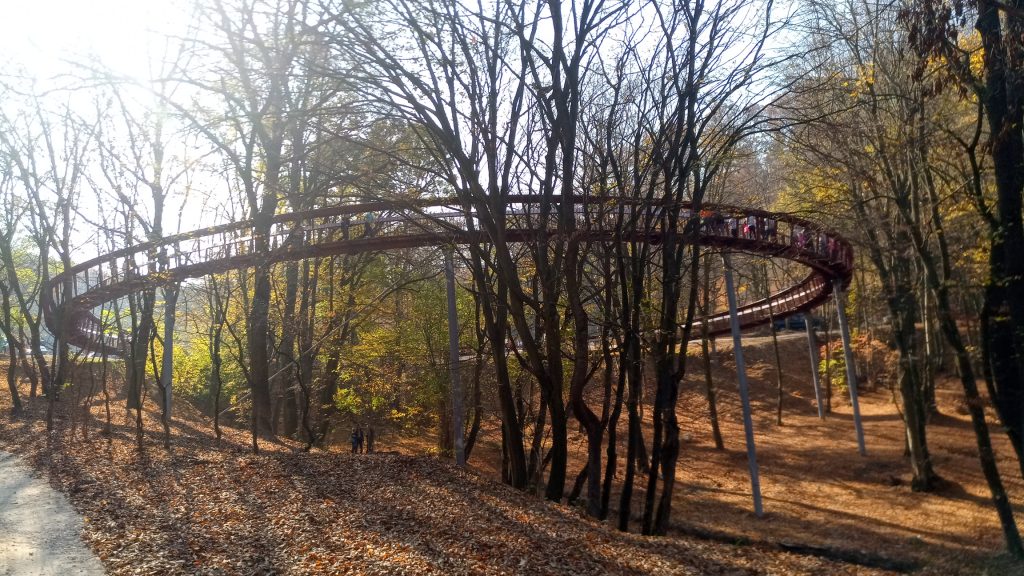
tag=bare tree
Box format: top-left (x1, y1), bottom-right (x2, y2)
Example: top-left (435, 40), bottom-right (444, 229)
top-left (320, 0), bottom-right (627, 496)
top-left (168, 0), bottom-right (343, 442)
top-left (0, 87), bottom-right (97, 430)
top-left (787, 0), bottom-right (1022, 554)
top-left (905, 0), bottom-right (1024, 485)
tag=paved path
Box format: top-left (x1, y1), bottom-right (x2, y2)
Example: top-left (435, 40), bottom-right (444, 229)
top-left (0, 452), bottom-right (105, 575)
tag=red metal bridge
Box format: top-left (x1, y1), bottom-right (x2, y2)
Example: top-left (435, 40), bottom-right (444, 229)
top-left (43, 195), bottom-right (853, 354)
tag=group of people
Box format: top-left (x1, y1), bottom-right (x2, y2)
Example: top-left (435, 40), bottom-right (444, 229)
top-left (350, 426), bottom-right (376, 454)
top-left (699, 210), bottom-right (779, 242)
top-left (792, 226), bottom-right (844, 260)
top-left (695, 210), bottom-right (848, 264)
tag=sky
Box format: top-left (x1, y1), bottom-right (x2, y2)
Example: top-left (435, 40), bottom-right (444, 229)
top-left (0, 0), bottom-right (189, 82)
top-left (0, 0), bottom-right (796, 260)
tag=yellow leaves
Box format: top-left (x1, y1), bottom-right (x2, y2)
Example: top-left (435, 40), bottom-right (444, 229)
top-left (957, 30), bottom-right (986, 78)
top-left (835, 64), bottom-right (876, 100)
top-left (774, 162), bottom-right (851, 217)
top-left (968, 47), bottom-right (986, 78)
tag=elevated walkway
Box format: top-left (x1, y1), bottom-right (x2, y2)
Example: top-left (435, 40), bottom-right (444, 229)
top-left (43, 195), bottom-right (853, 353)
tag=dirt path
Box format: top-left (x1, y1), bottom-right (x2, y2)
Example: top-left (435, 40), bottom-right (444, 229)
top-left (0, 451), bottom-right (104, 576)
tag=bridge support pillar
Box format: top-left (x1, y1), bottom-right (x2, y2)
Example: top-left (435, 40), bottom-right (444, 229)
top-left (161, 285), bottom-right (179, 419)
top-left (833, 281), bottom-right (866, 456)
top-left (444, 248), bottom-right (466, 467)
top-left (722, 254), bottom-right (763, 517)
top-left (805, 317), bottom-right (825, 419)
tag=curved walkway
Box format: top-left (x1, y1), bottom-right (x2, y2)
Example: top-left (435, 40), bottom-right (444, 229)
top-left (0, 452), bottom-right (104, 575)
top-left (44, 195), bottom-right (853, 353)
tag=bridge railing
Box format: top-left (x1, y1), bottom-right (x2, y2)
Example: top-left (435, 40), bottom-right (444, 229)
top-left (62, 205), bottom-right (471, 303)
top-left (48, 197), bottom-right (853, 351)
top-left (61, 201), bottom-right (851, 304)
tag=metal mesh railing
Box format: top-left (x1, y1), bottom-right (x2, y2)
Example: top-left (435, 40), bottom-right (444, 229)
top-left (45, 196), bottom-right (853, 352)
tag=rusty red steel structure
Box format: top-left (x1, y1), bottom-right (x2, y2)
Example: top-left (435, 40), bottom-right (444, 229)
top-left (42, 195), bottom-right (853, 354)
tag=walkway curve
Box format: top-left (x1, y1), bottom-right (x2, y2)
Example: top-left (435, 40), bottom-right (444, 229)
top-left (43, 195), bottom-right (853, 353)
top-left (0, 452), bottom-right (106, 575)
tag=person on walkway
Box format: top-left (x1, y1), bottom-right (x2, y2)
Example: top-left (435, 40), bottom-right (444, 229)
top-left (362, 212), bottom-right (375, 237)
top-left (356, 427), bottom-right (365, 454)
top-left (350, 429), bottom-right (359, 454)
top-left (700, 209), bottom-right (714, 233)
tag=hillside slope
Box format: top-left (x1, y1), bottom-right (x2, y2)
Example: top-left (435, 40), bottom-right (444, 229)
top-left (2, 337), bottom-right (1023, 575)
top-left (0, 392), bottom-right (897, 576)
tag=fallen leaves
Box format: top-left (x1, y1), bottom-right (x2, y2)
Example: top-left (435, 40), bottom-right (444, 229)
top-left (0, 405), bottom-right (871, 575)
top-left (0, 373), bottom-right (1015, 576)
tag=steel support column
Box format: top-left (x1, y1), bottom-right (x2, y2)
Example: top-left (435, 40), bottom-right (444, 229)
top-left (444, 248), bottom-right (466, 466)
top-left (834, 281), bottom-right (866, 456)
top-left (723, 254), bottom-right (763, 517)
top-left (161, 285), bottom-right (179, 418)
top-left (805, 317), bottom-right (824, 419)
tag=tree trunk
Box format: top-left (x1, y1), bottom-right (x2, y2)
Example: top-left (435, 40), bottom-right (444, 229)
top-left (921, 287), bottom-right (938, 416)
top-left (823, 304), bottom-right (834, 413)
top-left (472, 257), bottom-right (527, 489)
top-left (566, 238), bottom-right (602, 516)
top-left (976, 0), bottom-right (1024, 475)
top-left (464, 351), bottom-right (484, 461)
top-left (0, 286), bottom-right (22, 415)
top-left (700, 254), bottom-right (724, 449)
top-left (906, 153), bottom-right (1024, 554)
top-left (618, 332), bottom-right (643, 532)
top-left (542, 325), bottom-right (568, 502)
top-left (527, 392), bottom-right (548, 491)
top-left (279, 260), bottom-right (301, 437)
top-left (247, 260), bottom-right (275, 440)
top-left (700, 328), bottom-right (724, 449)
top-left (126, 289), bottom-right (155, 412)
top-left (602, 354), bottom-right (627, 519)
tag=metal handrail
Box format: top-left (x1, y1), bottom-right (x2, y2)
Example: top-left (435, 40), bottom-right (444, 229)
top-left (43, 196), bottom-right (853, 354)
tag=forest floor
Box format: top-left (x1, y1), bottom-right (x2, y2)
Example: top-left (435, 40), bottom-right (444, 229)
top-left (0, 332), bottom-right (1021, 575)
top-left (462, 332), bottom-right (1024, 575)
top-left (665, 332), bottom-right (1024, 576)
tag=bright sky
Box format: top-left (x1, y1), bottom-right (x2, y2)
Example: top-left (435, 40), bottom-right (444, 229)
top-left (0, 0), bottom-right (189, 81)
top-left (0, 0), bottom-right (216, 258)
top-left (0, 0), bottom-right (794, 259)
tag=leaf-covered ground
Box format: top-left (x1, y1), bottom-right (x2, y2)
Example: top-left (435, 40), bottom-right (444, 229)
top-left (0, 397), bottom-right (899, 575)
top-left (1, 337), bottom-right (1023, 575)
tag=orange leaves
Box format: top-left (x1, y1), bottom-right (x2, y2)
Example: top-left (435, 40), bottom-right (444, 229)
top-left (0, 388), bottom-right (910, 576)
